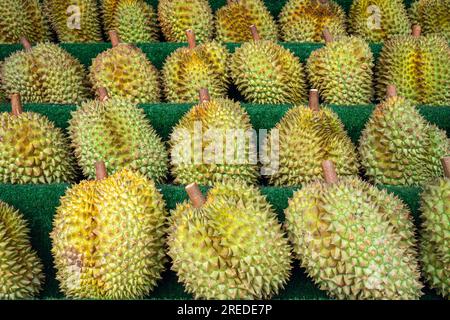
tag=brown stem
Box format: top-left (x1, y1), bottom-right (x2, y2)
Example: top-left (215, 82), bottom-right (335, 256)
top-left (95, 161), bottom-right (108, 180)
top-left (186, 29), bottom-right (196, 49)
top-left (97, 87), bottom-right (109, 102)
top-left (20, 37), bottom-right (32, 51)
top-left (11, 94), bottom-right (23, 116)
top-left (442, 157), bottom-right (450, 178)
top-left (386, 85), bottom-right (397, 98)
top-left (109, 30), bottom-right (121, 47)
top-left (323, 27), bottom-right (333, 43)
top-left (199, 88), bottom-right (210, 103)
top-left (250, 25), bottom-right (261, 41)
top-left (185, 183), bottom-right (205, 208)
top-left (309, 89), bottom-right (320, 112)
top-left (411, 25), bottom-right (421, 38)
top-left (322, 160), bottom-right (338, 184)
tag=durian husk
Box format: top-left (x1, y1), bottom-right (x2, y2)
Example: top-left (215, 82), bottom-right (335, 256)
top-left (409, 0), bottom-right (450, 42)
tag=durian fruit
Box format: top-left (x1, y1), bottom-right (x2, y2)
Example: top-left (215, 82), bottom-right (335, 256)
top-left (162, 30), bottom-right (229, 103)
top-left (349, 0), bottom-right (410, 42)
top-left (170, 89), bottom-right (259, 185)
top-left (0, 0), bottom-right (49, 44)
top-left (359, 86), bottom-right (450, 186)
top-left (158, 0), bottom-right (213, 43)
top-left (410, 0), bottom-right (450, 41)
top-left (43, 0), bottom-right (102, 42)
top-left (230, 25), bottom-right (307, 104)
top-left (419, 157), bottom-right (450, 298)
top-left (376, 25), bottom-right (450, 105)
top-left (69, 88), bottom-right (168, 182)
top-left (0, 201), bottom-right (44, 299)
top-left (51, 162), bottom-right (167, 299)
top-left (100, 0), bottom-right (119, 33)
top-left (267, 90), bottom-right (359, 186)
top-left (0, 94), bottom-right (76, 184)
top-left (279, 0), bottom-right (346, 42)
top-left (1, 40), bottom-right (90, 104)
top-left (215, 0), bottom-right (278, 42)
top-left (168, 182), bottom-right (292, 299)
top-left (284, 160), bottom-right (423, 299)
top-left (306, 29), bottom-right (373, 104)
top-left (89, 31), bottom-right (160, 104)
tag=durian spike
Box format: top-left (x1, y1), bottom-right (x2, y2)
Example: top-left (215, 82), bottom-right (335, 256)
top-left (186, 29), bottom-right (196, 49)
top-left (412, 25), bottom-right (421, 38)
top-left (95, 161), bottom-right (108, 180)
top-left (20, 37), bottom-right (32, 51)
top-left (186, 183), bottom-right (206, 208)
top-left (442, 157), bottom-right (450, 178)
top-left (250, 25), bottom-right (261, 41)
top-left (108, 30), bottom-right (121, 47)
top-left (322, 160), bottom-right (338, 184)
top-left (97, 87), bottom-right (109, 102)
top-left (323, 28), bottom-right (334, 43)
top-left (11, 93), bottom-right (23, 116)
top-left (199, 88), bottom-right (210, 103)
top-left (386, 85), bottom-right (397, 98)
top-left (309, 89), bottom-right (320, 112)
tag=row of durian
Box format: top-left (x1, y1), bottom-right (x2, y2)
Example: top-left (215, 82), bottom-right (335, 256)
top-left (1, 157), bottom-right (448, 300)
top-left (1, 24), bottom-right (450, 107)
top-left (1, 0), bottom-right (449, 44)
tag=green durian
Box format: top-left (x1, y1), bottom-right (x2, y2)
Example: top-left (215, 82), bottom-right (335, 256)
top-left (51, 165), bottom-right (168, 299)
top-left (168, 182), bottom-right (292, 299)
top-left (279, 0), bottom-right (346, 42)
top-left (0, 201), bottom-right (44, 299)
top-left (285, 160), bottom-right (423, 300)
top-left (267, 90), bottom-right (359, 186)
top-left (158, 0), bottom-right (213, 43)
top-left (410, 0), bottom-right (450, 41)
top-left (100, 0), bottom-right (120, 33)
top-left (215, 0), bottom-right (278, 42)
top-left (43, 0), bottom-right (102, 42)
top-left (1, 42), bottom-right (90, 104)
top-left (0, 94), bottom-right (76, 184)
top-left (349, 0), bottom-right (410, 42)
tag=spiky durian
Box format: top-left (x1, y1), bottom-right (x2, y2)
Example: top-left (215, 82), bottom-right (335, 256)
top-left (215, 0), bottom-right (278, 42)
top-left (0, 0), bottom-right (49, 44)
top-left (158, 0), bottom-right (213, 43)
top-left (410, 0), bottom-right (450, 41)
top-left (100, 0), bottom-right (119, 33)
top-left (51, 163), bottom-right (167, 299)
top-left (359, 87), bottom-right (450, 186)
top-left (266, 90), bottom-right (359, 186)
top-left (89, 32), bottom-right (160, 104)
top-left (168, 182), bottom-right (292, 299)
top-left (0, 201), bottom-right (44, 299)
top-left (0, 94), bottom-right (76, 184)
top-left (279, 0), bottom-right (346, 42)
top-left (1, 41), bottom-right (90, 104)
top-left (230, 26), bottom-right (307, 104)
top-left (43, 0), bottom-right (102, 42)
top-left (170, 90), bottom-right (259, 185)
top-left (284, 160), bottom-right (423, 300)
top-left (376, 27), bottom-right (450, 105)
top-left (162, 30), bottom-right (229, 103)
top-left (349, 0), bottom-right (410, 42)
top-left (307, 31), bottom-right (373, 104)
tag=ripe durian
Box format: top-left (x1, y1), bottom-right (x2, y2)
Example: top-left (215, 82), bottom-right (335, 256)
top-left (1, 40), bottom-right (90, 104)
top-left (349, 0), bottom-right (410, 42)
top-left (215, 0), bottom-right (278, 42)
top-left (43, 0), bottom-right (102, 42)
top-left (410, 0), bottom-right (450, 41)
top-left (285, 160), bottom-right (423, 299)
top-left (158, 0), bottom-right (213, 43)
top-left (0, 94), bottom-right (76, 184)
top-left (230, 25), bottom-right (307, 104)
top-left (419, 157), bottom-right (450, 298)
top-left (170, 89), bottom-right (259, 185)
top-left (0, 0), bottom-right (49, 44)
top-left (267, 90), bottom-right (359, 186)
top-left (162, 30), bottom-right (229, 103)
top-left (89, 31), bottom-right (161, 104)
top-left (307, 29), bottom-right (374, 104)
top-left (168, 182), bottom-right (292, 299)
top-left (376, 26), bottom-right (450, 105)
top-left (359, 86), bottom-right (450, 186)
top-left (279, 0), bottom-right (346, 42)
top-left (51, 162), bottom-right (168, 299)
top-left (69, 88), bottom-right (168, 182)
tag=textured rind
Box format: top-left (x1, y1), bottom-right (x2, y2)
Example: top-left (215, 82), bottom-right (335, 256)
top-left (44, 0), bottom-right (102, 43)
top-left (51, 169), bottom-right (168, 299)
top-left (410, 0), bottom-right (450, 42)
top-left (349, 0), bottom-right (410, 42)
top-left (307, 36), bottom-right (374, 104)
top-left (170, 98), bottom-right (259, 185)
top-left (101, 0), bottom-right (120, 33)
top-left (284, 177), bottom-right (423, 300)
top-left (168, 183), bottom-right (292, 300)
top-left (358, 96), bottom-right (450, 186)
top-left (279, 0), bottom-right (346, 42)
top-left (69, 97), bottom-right (168, 182)
top-left (89, 44), bottom-right (161, 104)
top-left (215, 0), bottom-right (278, 42)
top-left (0, 201), bottom-right (44, 299)
top-left (1, 43), bottom-right (90, 104)
top-left (376, 34), bottom-right (450, 105)
top-left (162, 41), bottom-right (229, 103)
top-left (230, 40), bottom-right (307, 104)
top-left (0, 111), bottom-right (76, 184)
top-left (158, 0), bottom-right (213, 43)
top-left (268, 106), bottom-right (359, 186)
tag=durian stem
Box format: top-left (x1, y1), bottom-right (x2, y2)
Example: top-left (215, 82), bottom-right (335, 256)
top-left (11, 94), bottom-right (23, 116)
top-left (186, 30), bottom-right (196, 49)
top-left (108, 30), bottom-right (121, 47)
top-left (442, 157), bottom-right (450, 178)
top-left (95, 161), bottom-right (108, 180)
top-left (386, 85), bottom-right (397, 98)
top-left (309, 89), bottom-right (320, 112)
top-left (20, 37), bottom-right (32, 51)
top-left (250, 25), bottom-right (261, 41)
top-left (412, 25), bottom-right (421, 38)
top-left (322, 160), bottom-right (338, 184)
top-left (97, 87), bottom-right (109, 102)
top-left (186, 183), bottom-right (205, 208)
top-left (199, 88), bottom-right (210, 103)
top-left (323, 28), bottom-right (333, 43)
